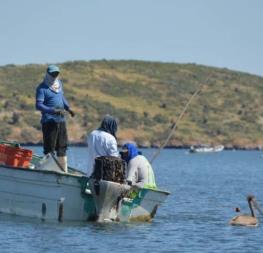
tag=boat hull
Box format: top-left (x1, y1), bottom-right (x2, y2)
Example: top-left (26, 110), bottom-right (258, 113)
top-left (0, 165), bottom-right (169, 223)
top-left (89, 179), bottom-right (170, 222)
top-left (0, 165), bottom-right (96, 222)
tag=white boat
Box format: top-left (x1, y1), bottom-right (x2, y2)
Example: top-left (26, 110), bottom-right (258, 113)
top-left (0, 157), bottom-right (95, 222)
top-left (0, 145), bottom-right (169, 223)
top-left (189, 144), bottom-right (224, 153)
top-left (84, 156), bottom-right (170, 222)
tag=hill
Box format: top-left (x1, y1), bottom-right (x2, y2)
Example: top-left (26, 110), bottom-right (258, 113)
top-left (0, 60), bottom-right (263, 149)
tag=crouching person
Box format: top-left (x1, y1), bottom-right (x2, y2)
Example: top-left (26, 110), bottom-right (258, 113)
top-left (120, 143), bottom-right (157, 189)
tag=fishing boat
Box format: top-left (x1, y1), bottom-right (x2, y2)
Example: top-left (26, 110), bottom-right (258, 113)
top-left (189, 144), bottom-right (224, 153)
top-left (0, 142), bottom-right (169, 222)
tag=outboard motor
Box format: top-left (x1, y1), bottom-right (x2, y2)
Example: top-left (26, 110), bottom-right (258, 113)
top-left (90, 156), bottom-right (130, 222)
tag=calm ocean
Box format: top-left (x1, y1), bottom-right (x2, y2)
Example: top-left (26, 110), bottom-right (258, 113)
top-left (0, 147), bottom-right (262, 253)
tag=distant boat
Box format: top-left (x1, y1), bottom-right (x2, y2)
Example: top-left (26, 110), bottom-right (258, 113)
top-left (189, 144), bottom-right (224, 153)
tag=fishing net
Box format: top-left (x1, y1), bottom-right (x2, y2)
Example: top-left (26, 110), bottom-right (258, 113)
top-left (93, 156), bottom-right (126, 183)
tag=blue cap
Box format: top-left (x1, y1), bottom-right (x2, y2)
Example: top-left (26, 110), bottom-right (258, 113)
top-left (47, 65), bottom-right (60, 74)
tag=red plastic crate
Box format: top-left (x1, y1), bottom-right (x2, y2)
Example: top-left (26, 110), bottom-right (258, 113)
top-left (0, 144), bottom-right (33, 168)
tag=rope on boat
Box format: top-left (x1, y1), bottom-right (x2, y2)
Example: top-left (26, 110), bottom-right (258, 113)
top-left (150, 88), bottom-right (201, 164)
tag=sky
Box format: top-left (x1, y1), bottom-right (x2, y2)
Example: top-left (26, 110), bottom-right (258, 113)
top-left (0, 0), bottom-right (262, 77)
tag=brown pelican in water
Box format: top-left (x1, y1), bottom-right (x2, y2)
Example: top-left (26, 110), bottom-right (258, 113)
top-left (229, 195), bottom-right (262, 226)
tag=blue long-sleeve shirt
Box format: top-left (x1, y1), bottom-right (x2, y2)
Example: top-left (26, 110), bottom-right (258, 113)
top-left (36, 81), bottom-right (70, 123)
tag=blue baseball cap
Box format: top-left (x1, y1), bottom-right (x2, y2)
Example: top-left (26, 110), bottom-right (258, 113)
top-left (47, 65), bottom-right (60, 74)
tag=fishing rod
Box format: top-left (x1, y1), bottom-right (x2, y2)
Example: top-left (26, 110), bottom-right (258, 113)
top-left (150, 88), bottom-right (201, 164)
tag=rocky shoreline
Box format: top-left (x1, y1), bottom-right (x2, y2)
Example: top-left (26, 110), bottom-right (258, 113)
top-left (20, 142), bottom-right (263, 151)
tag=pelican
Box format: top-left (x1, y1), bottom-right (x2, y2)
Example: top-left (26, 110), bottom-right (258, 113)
top-left (229, 195), bottom-right (260, 226)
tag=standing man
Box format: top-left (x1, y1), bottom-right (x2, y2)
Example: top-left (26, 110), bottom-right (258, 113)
top-left (36, 65), bottom-right (75, 173)
top-left (86, 115), bottom-right (119, 175)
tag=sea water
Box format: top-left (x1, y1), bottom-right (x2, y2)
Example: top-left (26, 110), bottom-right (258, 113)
top-left (0, 147), bottom-right (262, 253)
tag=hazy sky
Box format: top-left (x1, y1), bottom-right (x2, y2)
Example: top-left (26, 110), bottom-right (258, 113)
top-left (0, 0), bottom-right (262, 76)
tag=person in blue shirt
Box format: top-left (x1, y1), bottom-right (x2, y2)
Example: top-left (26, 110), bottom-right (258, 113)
top-left (35, 65), bottom-right (75, 173)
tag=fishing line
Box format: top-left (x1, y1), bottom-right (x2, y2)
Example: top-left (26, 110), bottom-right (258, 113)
top-left (150, 88), bottom-right (201, 164)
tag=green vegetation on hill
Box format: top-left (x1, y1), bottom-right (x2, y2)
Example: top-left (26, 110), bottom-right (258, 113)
top-left (0, 60), bottom-right (263, 148)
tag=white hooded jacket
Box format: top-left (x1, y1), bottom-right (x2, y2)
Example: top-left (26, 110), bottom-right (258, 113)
top-left (86, 129), bottom-right (119, 175)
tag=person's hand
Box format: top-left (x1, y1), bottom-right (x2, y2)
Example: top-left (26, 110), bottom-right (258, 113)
top-left (68, 109), bottom-right (75, 117)
top-left (53, 108), bottom-right (65, 116)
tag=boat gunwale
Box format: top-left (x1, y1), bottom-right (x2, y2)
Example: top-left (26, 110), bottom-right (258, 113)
top-left (0, 165), bottom-right (171, 195)
top-left (0, 163), bottom-right (86, 179)
top-left (95, 179), bottom-right (171, 196)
